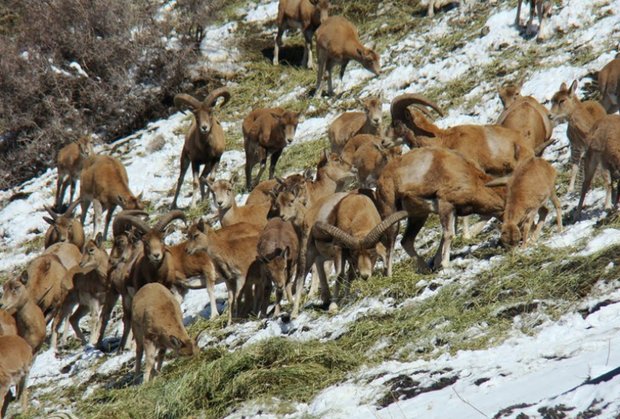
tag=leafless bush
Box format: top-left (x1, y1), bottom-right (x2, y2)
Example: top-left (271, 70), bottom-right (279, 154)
top-left (0, 0), bottom-right (224, 190)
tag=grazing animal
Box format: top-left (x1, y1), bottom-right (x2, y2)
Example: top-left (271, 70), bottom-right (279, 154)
top-left (515, 0), bottom-right (552, 41)
top-left (55, 135), bottom-right (94, 211)
top-left (43, 200), bottom-right (85, 250)
top-left (342, 134), bottom-right (401, 187)
top-left (132, 283), bottom-right (197, 383)
top-left (171, 88), bottom-right (231, 209)
top-left (274, 0), bottom-right (330, 69)
top-left (242, 107), bottom-right (300, 191)
top-left (0, 279), bottom-right (45, 354)
top-left (487, 157), bottom-right (562, 247)
top-left (0, 335), bottom-right (33, 418)
top-left (314, 16), bottom-right (380, 97)
top-left (80, 155), bottom-right (143, 240)
top-left (328, 96), bottom-right (383, 153)
top-left (574, 115), bottom-right (620, 221)
top-left (598, 57), bottom-right (620, 114)
top-left (549, 80), bottom-right (608, 196)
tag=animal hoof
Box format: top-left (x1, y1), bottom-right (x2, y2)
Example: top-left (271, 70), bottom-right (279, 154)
top-left (327, 302), bottom-right (339, 314)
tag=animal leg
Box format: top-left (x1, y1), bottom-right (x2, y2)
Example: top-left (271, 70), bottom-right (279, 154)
top-left (268, 150), bottom-right (283, 180)
top-left (433, 202), bottom-right (455, 270)
top-left (200, 159), bottom-right (219, 201)
top-left (526, 0), bottom-right (536, 34)
top-left (550, 189), bottom-right (563, 232)
top-left (314, 47), bottom-right (328, 97)
top-left (80, 198), bottom-right (91, 225)
top-left (156, 348), bottom-right (166, 372)
top-left (103, 204), bottom-right (116, 241)
top-left (134, 339), bottom-right (143, 379)
top-left (69, 304), bottom-right (89, 345)
top-left (316, 256), bottom-right (333, 310)
top-left (206, 275), bottom-right (219, 320)
top-left (88, 301), bottom-right (103, 346)
top-left (401, 215), bottom-right (430, 273)
top-left (92, 199), bottom-right (103, 238)
top-left (292, 238), bottom-right (315, 318)
top-left (515, 0), bottom-right (523, 25)
top-left (303, 29), bottom-right (314, 69)
top-left (171, 154), bottom-right (190, 209)
top-left (119, 295), bottom-right (133, 352)
top-left (143, 341), bottom-right (157, 383)
top-left (574, 149), bottom-right (599, 222)
top-left (603, 168), bottom-right (613, 209)
top-left (226, 284), bottom-right (235, 326)
top-left (530, 206), bottom-right (549, 244)
top-left (327, 61), bottom-right (336, 97)
top-left (273, 26), bottom-right (284, 66)
top-left (338, 60), bottom-right (350, 95)
top-left (69, 179), bottom-right (77, 206)
top-left (96, 292), bottom-right (117, 348)
top-left (191, 162), bottom-right (201, 209)
top-left (254, 157), bottom-right (268, 189)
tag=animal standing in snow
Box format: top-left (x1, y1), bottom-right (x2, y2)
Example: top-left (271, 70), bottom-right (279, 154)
top-left (314, 16), bottom-right (380, 97)
top-left (328, 96), bottom-right (383, 153)
top-left (55, 134), bottom-right (94, 211)
top-left (0, 335), bottom-right (33, 418)
top-left (598, 56), bottom-right (620, 114)
top-left (207, 174), bottom-right (271, 228)
top-left (515, 0), bottom-right (552, 41)
top-left (0, 279), bottom-right (45, 354)
top-left (43, 200), bottom-right (85, 251)
top-left (171, 88), bottom-right (231, 209)
top-left (274, 0), bottom-right (330, 69)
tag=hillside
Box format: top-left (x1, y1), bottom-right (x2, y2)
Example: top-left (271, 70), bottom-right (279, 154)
top-left (1, 0), bottom-right (620, 417)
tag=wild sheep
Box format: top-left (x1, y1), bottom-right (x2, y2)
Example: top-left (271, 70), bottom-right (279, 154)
top-left (255, 217), bottom-right (299, 317)
top-left (314, 16), bottom-right (380, 97)
top-left (515, 0), bottom-right (552, 40)
top-left (43, 200), bottom-right (85, 250)
top-left (291, 192), bottom-right (406, 317)
top-left (274, 0), bottom-right (330, 69)
top-left (55, 135), bottom-right (94, 211)
top-left (186, 220), bottom-right (262, 326)
top-left (328, 96), bottom-right (383, 153)
top-left (303, 150), bottom-right (356, 206)
top-left (22, 253), bottom-right (70, 321)
top-left (115, 211), bottom-right (186, 349)
top-left (497, 83), bottom-right (553, 153)
top-left (171, 88), bottom-right (231, 209)
top-left (0, 279), bottom-right (46, 354)
top-left (342, 134), bottom-right (401, 187)
top-left (245, 173), bottom-right (309, 206)
top-left (0, 335), bottom-right (33, 418)
top-left (0, 311), bottom-right (16, 337)
top-left (43, 242), bottom-right (82, 271)
top-left (598, 57), bottom-right (620, 114)
top-left (207, 174), bottom-right (271, 228)
top-left (80, 155), bottom-right (143, 240)
top-left (242, 107), bottom-right (300, 191)
top-left (375, 147), bottom-right (505, 274)
top-left (132, 283), bottom-right (197, 383)
top-left (550, 80), bottom-right (608, 195)
top-left (487, 157), bottom-right (562, 247)
top-left (51, 234), bottom-right (110, 350)
top-left (574, 115), bottom-right (620, 221)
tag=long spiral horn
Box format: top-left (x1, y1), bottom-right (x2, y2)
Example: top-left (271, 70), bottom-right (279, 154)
top-left (154, 210), bottom-right (186, 233)
top-left (359, 210), bottom-right (409, 249)
top-left (203, 87), bottom-right (231, 109)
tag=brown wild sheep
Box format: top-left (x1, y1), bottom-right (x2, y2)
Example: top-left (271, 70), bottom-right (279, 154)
top-left (171, 88), bottom-right (231, 209)
top-left (55, 135), bottom-right (94, 211)
top-left (23, 253), bottom-right (70, 322)
top-left (132, 283), bottom-right (197, 383)
top-left (487, 157), bottom-right (562, 247)
top-left (274, 0), bottom-right (330, 69)
top-left (515, 0), bottom-right (552, 40)
top-left (314, 16), bottom-right (380, 97)
top-left (328, 96), bottom-right (383, 153)
top-left (186, 220), bottom-right (262, 326)
top-left (245, 173), bottom-right (309, 206)
top-left (0, 279), bottom-right (46, 354)
top-left (80, 155), bottom-right (143, 240)
top-left (0, 311), bottom-right (16, 337)
top-left (0, 335), bottom-right (33, 418)
top-left (242, 107), bottom-right (300, 191)
top-left (207, 175), bottom-right (271, 228)
top-left (342, 134), bottom-right (401, 187)
top-left (550, 80), bottom-right (608, 196)
top-left (43, 200), bottom-right (85, 250)
top-left (598, 57), bottom-right (620, 114)
top-left (375, 147), bottom-right (505, 274)
top-left (574, 115), bottom-right (620, 221)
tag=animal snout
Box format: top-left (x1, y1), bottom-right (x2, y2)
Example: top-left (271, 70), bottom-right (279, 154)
top-left (286, 137), bottom-right (294, 144)
top-left (150, 252), bottom-right (163, 262)
top-left (200, 124), bottom-right (210, 134)
top-left (216, 200), bottom-right (224, 207)
top-left (359, 271), bottom-right (371, 280)
top-left (372, 118), bottom-right (381, 126)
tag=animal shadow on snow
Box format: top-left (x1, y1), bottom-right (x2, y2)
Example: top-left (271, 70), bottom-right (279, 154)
top-left (261, 45), bottom-right (306, 68)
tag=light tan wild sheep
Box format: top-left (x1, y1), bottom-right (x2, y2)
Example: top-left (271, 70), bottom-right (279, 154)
top-left (314, 16), bottom-right (380, 97)
top-left (274, 0), bottom-right (330, 69)
top-left (575, 115), bottom-right (620, 221)
top-left (132, 283), bottom-right (197, 383)
top-left (245, 173), bottom-right (309, 206)
top-left (22, 253), bottom-right (70, 321)
top-left (487, 157), bottom-right (562, 247)
top-left (598, 57), bottom-right (620, 114)
top-left (0, 311), bottom-right (17, 337)
top-left (328, 96), bottom-right (383, 153)
top-left (0, 279), bottom-right (45, 354)
top-left (0, 335), bottom-right (33, 419)
top-left (242, 107), bottom-right (300, 191)
top-left (207, 175), bottom-right (271, 228)
top-left (186, 220), bottom-right (262, 326)
top-left (43, 200), bottom-right (85, 250)
top-left (55, 135), bottom-right (94, 211)
top-left (80, 155), bottom-right (143, 240)
top-left (550, 80), bottom-right (608, 196)
top-left (375, 147), bottom-right (506, 274)
top-left (342, 134), bottom-right (401, 187)
top-left (171, 88), bottom-right (231, 209)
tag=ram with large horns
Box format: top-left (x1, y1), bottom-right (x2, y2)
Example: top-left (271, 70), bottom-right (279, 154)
top-left (171, 87), bottom-right (231, 209)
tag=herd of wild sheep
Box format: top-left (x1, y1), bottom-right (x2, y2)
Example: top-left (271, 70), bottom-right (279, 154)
top-left (1, 0), bottom-right (620, 416)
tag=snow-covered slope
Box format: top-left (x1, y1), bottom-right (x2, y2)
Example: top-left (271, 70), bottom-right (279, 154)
top-left (1, 0), bottom-right (620, 417)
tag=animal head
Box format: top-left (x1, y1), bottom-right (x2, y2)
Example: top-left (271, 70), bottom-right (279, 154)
top-left (207, 175), bottom-right (237, 210)
top-left (311, 0), bottom-right (330, 23)
top-left (43, 200), bottom-right (81, 244)
top-left (109, 234), bottom-right (131, 267)
top-left (317, 150), bottom-right (357, 184)
top-left (357, 47), bottom-right (381, 77)
top-left (276, 111), bottom-right (300, 145)
top-left (117, 192), bottom-right (144, 211)
top-left (185, 219), bottom-right (212, 255)
top-left (549, 80), bottom-right (579, 123)
top-left (498, 84), bottom-right (522, 109)
top-left (261, 247), bottom-right (290, 290)
top-left (361, 96), bottom-right (383, 128)
top-left (77, 135), bottom-right (95, 158)
top-left (170, 335), bottom-right (198, 356)
top-left (79, 233), bottom-right (108, 275)
top-left (0, 278), bottom-right (28, 314)
top-left (500, 222), bottom-right (521, 248)
top-left (174, 88), bottom-right (231, 136)
top-left (274, 189), bottom-right (307, 223)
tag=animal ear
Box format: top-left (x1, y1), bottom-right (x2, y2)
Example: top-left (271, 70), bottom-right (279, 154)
top-left (229, 172), bottom-right (239, 185)
top-left (137, 192), bottom-right (144, 201)
top-left (559, 82), bottom-right (567, 92)
top-left (197, 218), bottom-right (206, 233)
top-left (303, 168), bottom-right (314, 180)
top-left (43, 216), bottom-right (55, 226)
top-left (569, 80), bottom-right (578, 95)
top-left (117, 195), bottom-right (126, 205)
top-left (20, 271), bottom-right (28, 284)
top-left (282, 247), bottom-right (289, 260)
top-left (356, 48), bottom-right (364, 59)
top-left (322, 149), bottom-right (329, 161)
top-left (170, 335), bottom-right (183, 349)
top-left (95, 233), bottom-right (104, 248)
top-left (486, 176), bottom-right (509, 187)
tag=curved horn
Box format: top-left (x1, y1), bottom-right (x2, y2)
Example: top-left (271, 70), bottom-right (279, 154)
top-left (154, 210), bottom-right (186, 233)
top-left (43, 205), bottom-right (59, 220)
top-left (359, 210), bottom-right (409, 249)
top-left (312, 222), bottom-right (361, 249)
top-left (113, 210), bottom-right (150, 236)
top-left (391, 94), bottom-right (444, 126)
top-left (64, 199), bottom-right (82, 216)
top-left (203, 87), bottom-right (231, 109)
top-left (411, 103), bottom-right (437, 120)
top-left (174, 93), bottom-right (202, 111)
top-left (115, 215), bottom-right (151, 235)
